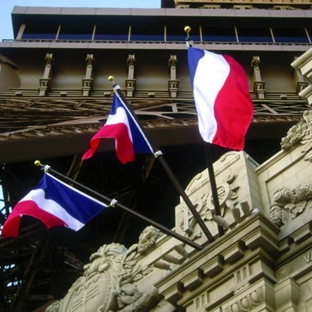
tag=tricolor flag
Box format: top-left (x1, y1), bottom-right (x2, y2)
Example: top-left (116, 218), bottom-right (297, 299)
top-left (188, 47), bottom-right (253, 150)
top-left (2, 173), bottom-right (107, 237)
top-left (82, 93), bottom-right (154, 164)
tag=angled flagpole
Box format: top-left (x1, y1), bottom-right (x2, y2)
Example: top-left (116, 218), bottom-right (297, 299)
top-left (108, 76), bottom-right (214, 243)
top-left (185, 26), bottom-right (253, 237)
top-left (34, 161), bottom-right (203, 251)
top-left (185, 26), bottom-right (224, 236)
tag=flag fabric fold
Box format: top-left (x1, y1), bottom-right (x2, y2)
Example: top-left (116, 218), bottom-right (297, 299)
top-left (82, 93), bottom-right (154, 164)
top-left (188, 47), bottom-right (253, 150)
top-left (2, 173), bottom-right (107, 237)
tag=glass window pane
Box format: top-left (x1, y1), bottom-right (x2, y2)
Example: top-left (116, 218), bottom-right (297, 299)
top-left (237, 27), bottom-right (272, 43)
top-left (22, 24), bottom-right (58, 40)
top-left (272, 27), bottom-right (309, 43)
top-left (167, 25), bottom-right (200, 42)
top-left (202, 26), bottom-right (236, 42)
top-left (131, 25), bottom-right (164, 41)
top-left (94, 25), bottom-right (128, 41)
top-left (58, 24), bottom-right (93, 40)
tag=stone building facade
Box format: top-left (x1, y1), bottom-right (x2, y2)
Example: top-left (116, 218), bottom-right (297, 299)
top-left (46, 107), bottom-right (312, 311)
top-left (1, 1), bottom-right (312, 310)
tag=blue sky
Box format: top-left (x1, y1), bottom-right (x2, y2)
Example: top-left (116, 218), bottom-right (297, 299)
top-left (0, 0), bottom-right (161, 40)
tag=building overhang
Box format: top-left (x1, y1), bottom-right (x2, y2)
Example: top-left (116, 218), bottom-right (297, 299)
top-left (10, 6), bottom-right (312, 39)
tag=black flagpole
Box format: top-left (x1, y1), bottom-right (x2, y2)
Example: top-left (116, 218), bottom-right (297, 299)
top-left (185, 26), bottom-right (224, 237)
top-left (109, 77), bottom-right (214, 243)
top-left (35, 161), bottom-right (203, 251)
top-left (204, 143), bottom-right (224, 236)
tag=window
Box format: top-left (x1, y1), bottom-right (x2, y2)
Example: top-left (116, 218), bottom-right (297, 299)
top-left (237, 27), bottom-right (273, 43)
top-left (94, 25), bottom-right (128, 41)
top-left (22, 24), bottom-right (58, 40)
top-left (58, 24), bottom-right (93, 40)
top-left (272, 27), bottom-right (309, 43)
top-left (202, 26), bottom-right (236, 42)
top-left (130, 24), bottom-right (164, 41)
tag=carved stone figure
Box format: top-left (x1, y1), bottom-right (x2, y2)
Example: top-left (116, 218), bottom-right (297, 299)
top-left (137, 226), bottom-right (162, 255)
top-left (281, 110), bottom-right (312, 162)
top-left (269, 180), bottom-right (312, 227)
top-left (45, 226), bottom-right (163, 312)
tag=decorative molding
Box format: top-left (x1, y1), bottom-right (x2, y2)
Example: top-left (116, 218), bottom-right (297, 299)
top-left (223, 287), bottom-right (264, 312)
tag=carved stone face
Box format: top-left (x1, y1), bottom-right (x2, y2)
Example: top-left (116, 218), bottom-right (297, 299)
top-left (137, 226), bottom-right (160, 255)
top-left (269, 205), bottom-right (284, 227)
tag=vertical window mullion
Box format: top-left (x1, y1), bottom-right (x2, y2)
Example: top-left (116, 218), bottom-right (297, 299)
top-left (304, 27), bottom-right (311, 44)
top-left (234, 26), bottom-right (239, 43)
top-left (128, 25), bottom-right (131, 41)
top-left (56, 25), bottom-right (61, 40)
top-left (92, 25), bottom-right (96, 41)
top-left (16, 24), bottom-right (26, 40)
top-left (269, 27), bottom-right (275, 43)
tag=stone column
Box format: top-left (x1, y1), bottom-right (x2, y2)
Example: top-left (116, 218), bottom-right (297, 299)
top-left (39, 53), bottom-right (53, 96)
top-left (82, 54), bottom-right (95, 97)
top-left (168, 55), bottom-right (179, 98)
top-left (126, 54), bottom-right (136, 97)
top-left (251, 56), bottom-right (265, 99)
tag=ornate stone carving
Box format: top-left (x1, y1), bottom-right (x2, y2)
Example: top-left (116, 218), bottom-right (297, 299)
top-left (137, 226), bottom-right (162, 255)
top-left (269, 179), bottom-right (312, 227)
top-left (45, 226), bottom-right (163, 312)
top-left (180, 173), bottom-right (240, 237)
top-left (281, 110), bottom-right (312, 162)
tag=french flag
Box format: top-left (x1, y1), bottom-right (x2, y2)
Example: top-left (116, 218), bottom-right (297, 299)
top-left (2, 173), bottom-right (107, 237)
top-left (82, 93), bottom-right (153, 164)
top-left (188, 47), bottom-right (253, 150)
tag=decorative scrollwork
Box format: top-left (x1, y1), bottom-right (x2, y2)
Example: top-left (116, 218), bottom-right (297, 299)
top-left (269, 179), bottom-right (312, 227)
top-left (281, 110), bottom-right (312, 162)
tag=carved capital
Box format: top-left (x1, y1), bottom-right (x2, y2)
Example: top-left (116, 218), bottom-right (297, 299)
top-left (251, 56), bottom-right (260, 70)
top-left (85, 54), bottom-right (95, 66)
top-left (45, 53), bottom-right (54, 66)
top-left (168, 55), bottom-right (178, 68)
top-left (127, 54), bottom-right (136, 67)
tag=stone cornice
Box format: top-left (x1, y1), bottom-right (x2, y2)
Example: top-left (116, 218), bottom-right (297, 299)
top-left (155, 211), bottom-right (312, 309)
top-left (155, 213), bottom-right (280, 302)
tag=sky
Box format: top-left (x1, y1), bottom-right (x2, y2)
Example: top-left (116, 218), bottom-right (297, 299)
top-left (0, 0), bottom-right (161, 40)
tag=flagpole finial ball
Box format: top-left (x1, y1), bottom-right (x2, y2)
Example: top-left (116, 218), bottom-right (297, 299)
top-left (108, 76), bottom-right (114, 82)
top-left (184, 26), bottom-right (191, 34)
top-left (34, 160), bottom-right (42, 167)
